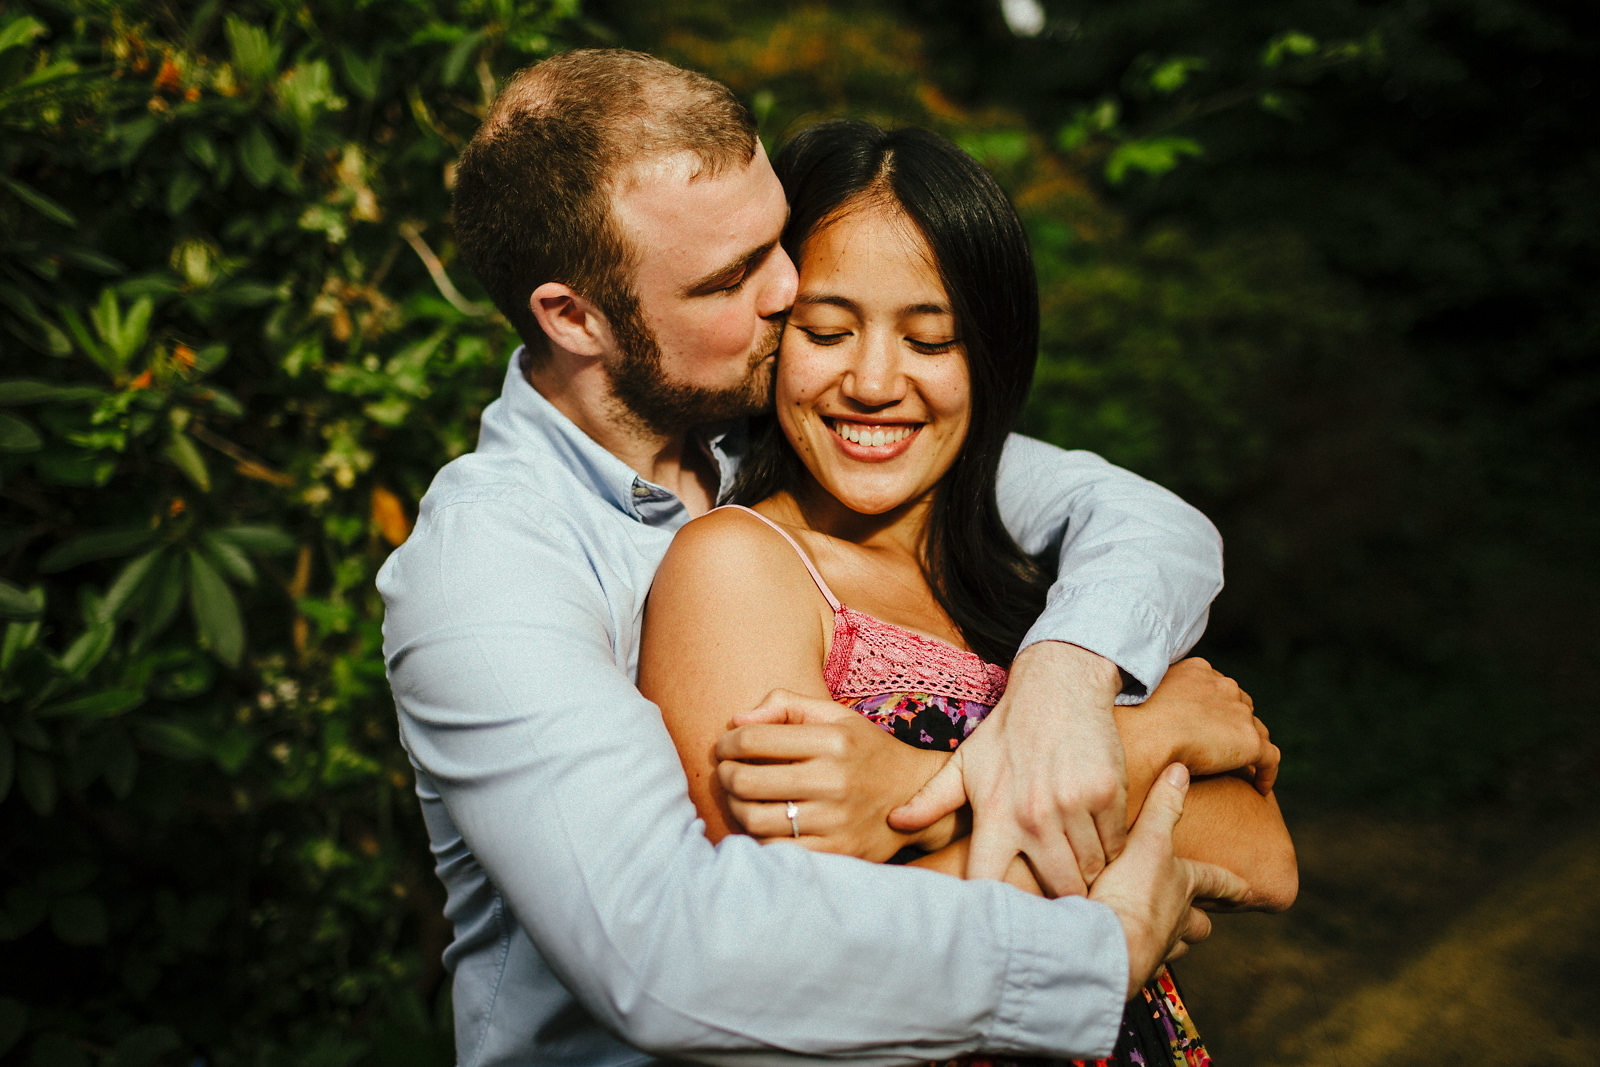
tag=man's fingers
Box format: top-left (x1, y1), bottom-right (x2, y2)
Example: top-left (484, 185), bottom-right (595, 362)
top-left (1089, 795), bottom-right (1129, 866)
top-left (1130, 763), bottom-right (1190, 842)
top-left (1185, 857), bottom-right (1250, 909)
top-left (887, 752), bottom-right (965, 832)
top-left (1037, 810), bottom-right (1103, 896)
top-left (1180, 905), bottom-right (1212, 945)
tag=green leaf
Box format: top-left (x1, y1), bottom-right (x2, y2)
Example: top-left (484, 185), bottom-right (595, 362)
top-left (15, 749), bottom-right (55, 815)
top-left (339, 46), bottom-right (381, 100)
top-left (0, 176), bottom-right (75, 227)
top-left (58, 305), bottom-right (109, 369)
top-left (58, 246), bottom-right (124, 275)
top-left (1105, 136), bottom-right (1204, 184)
top-left (442, 29), bottom-right (488, 87)
top-left (116, 295), bottom-right (154, 363)
top-left (0, 411), bottom-right (42, 452)
top-left (188, 550), bottom-right (243, 666)
top-left (182, 128), bottom-right (220, 171)
top-left (214, 524), bottom-right (297, 554)
top-left (225, 16), bottom-right (279, 86)
top-left (238, 124), bottom-right (280, 189)
top-left (0, 580), bottom-right (43, 621)
top-left (38, 526), bottom-right (155, 573)
top-left (1263, 31), bottom-right (1319, 69)
top-left (101, 547), bottom-right (164, 621)
top-left (131, 553), bottom-right (184, 651)
top-left (1149, 56), bottom-right (1206, 94)
top-left (2, 619), bottom-right (42, 672)
top-left (36, 688), bottom-right (144, 720)
top-left (167, 168), bottom-right (205, 216)
top-left (137, 720), bottom-right (209, 761)
top-left (0, 380), bottom-right (108, 405)
top-left (201, 530), bottom-right (257, 585)
top-left (0, 16), bottom-right (46, 55)
top-left (89, 288), bottom-right (128, 371)
top-left (58, 616), bottom-right (113, 680)
top-left (164, 430), bottom-right (211, 492)
top-left (49, 893), bottom-right (108, 946)
top-left (212, 728), bottom-right (253, 775)
top-left (35, 448), bottom-right (117, 487)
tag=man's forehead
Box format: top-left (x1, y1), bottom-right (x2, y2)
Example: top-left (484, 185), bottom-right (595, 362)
top-left (610, 146), bottom-right (751, 197)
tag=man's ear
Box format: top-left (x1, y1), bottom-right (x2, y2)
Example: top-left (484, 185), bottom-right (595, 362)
top-left (528, 282), bottom-right (613, 358)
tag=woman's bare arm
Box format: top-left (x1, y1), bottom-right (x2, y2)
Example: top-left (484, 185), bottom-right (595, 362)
top-left (641, 508), bottom-right (950, 856)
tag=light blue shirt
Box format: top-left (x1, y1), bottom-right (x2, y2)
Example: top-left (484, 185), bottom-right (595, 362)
top-left (378, 354), bottom-right (1222, 1066)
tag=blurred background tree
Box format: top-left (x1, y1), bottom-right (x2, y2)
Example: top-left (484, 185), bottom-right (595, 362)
top-left (2, 0), bottom-right (1595, 1064)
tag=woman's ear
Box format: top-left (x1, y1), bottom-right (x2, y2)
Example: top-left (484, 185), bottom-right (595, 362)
top-left (529, 282), bottom-right (614, 358)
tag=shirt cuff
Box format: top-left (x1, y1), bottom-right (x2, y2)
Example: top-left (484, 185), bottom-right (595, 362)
top-left (990, 894), bottom-right (1128, 1058)
top-left (1018, 582), bottom-right (1188, 704)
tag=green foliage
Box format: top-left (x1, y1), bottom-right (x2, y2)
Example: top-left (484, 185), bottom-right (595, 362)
top-left (0, 0), bottom-right (589, 1062)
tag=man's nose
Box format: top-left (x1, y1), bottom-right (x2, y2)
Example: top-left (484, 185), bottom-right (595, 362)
top-left (758, 245), bottom-right (799, 320)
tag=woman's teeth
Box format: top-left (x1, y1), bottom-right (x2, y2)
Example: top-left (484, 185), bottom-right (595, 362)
top-left (830, 420), bottom-right (914, 447)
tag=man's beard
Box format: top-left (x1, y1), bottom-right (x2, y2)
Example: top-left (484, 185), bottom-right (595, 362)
top-left (605, 296), bottom-right (780, 437)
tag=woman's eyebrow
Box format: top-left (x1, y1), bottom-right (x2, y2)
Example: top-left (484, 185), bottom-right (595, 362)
top-left (793, 293), bottom-right (860, 311)
top-left (794, 294), bottom-right (952, 317)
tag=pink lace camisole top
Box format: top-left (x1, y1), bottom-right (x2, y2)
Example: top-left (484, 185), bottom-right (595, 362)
top-left (717, 505), bottom-right (1009, 750)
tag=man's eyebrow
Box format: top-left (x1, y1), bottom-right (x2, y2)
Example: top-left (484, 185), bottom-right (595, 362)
top-left (681, 239), bottom-right (779, 296)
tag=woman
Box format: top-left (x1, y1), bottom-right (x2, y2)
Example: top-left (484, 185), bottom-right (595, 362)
top-left (638, 120), bottom-right (1295, 1065)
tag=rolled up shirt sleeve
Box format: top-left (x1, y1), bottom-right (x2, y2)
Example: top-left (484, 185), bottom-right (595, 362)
top-left (382, 490), bottom-right (1129, 1065)
top-left (995, 434), bottom-right (1224, 701)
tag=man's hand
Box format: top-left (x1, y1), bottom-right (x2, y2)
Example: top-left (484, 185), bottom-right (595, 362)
top-left (715, 690), bottom-right (954, 862)
top-left (1089, 763), bottom-right (1249, 999)
top-left (890, 642), bottom-right (1127, 897)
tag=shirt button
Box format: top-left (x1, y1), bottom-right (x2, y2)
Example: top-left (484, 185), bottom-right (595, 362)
top-left (633, 485), bottom-right (650, 498)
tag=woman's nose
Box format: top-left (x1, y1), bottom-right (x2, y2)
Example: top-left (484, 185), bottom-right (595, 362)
top-left (842, 335), bottom-right (907, 408)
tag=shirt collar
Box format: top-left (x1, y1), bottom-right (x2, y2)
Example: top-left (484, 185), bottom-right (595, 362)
top-left (478, 348), bottom-right (748, 528)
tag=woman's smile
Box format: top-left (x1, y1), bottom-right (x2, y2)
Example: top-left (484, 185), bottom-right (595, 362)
top-left (825, 418), bottom-right (921, 452)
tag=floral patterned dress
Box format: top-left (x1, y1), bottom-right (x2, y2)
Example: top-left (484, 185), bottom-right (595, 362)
top-left (723, 505), bottom-right (1212, 1067)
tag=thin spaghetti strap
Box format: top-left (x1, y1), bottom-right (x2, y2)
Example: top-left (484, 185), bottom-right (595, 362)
top-left (711, 504), bottom-right (841, 610)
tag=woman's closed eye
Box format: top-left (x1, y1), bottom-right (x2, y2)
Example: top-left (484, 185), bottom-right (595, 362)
top-left (795, 326), bottom-right (852, 345)
top-left (908, 337), bottom-right (959, 355)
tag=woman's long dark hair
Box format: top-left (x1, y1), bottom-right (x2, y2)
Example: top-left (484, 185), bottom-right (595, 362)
top-left (730, 120), bottom-right (1052, 666)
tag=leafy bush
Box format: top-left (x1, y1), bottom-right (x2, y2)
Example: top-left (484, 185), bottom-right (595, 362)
top-left (0, 1), bottom-right (590, 1063)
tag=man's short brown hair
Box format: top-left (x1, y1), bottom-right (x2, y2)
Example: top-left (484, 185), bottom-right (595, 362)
top-left (453, 49), bottom-right (758, 362)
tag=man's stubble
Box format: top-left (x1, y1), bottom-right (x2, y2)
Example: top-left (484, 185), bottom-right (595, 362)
top-left (604, 295), bottom-right (782, 437)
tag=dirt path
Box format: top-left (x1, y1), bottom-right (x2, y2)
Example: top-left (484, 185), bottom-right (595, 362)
top-left (1176, 801), bottom-right (1600, 1064)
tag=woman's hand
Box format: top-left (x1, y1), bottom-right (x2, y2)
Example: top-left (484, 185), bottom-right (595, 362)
top-left (1118, 658), bottom-right (1279, 806)
top-left (714, 689), bottom-right (958, 863)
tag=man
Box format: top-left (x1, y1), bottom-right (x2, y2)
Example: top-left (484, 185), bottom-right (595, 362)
top-left (379, 48), bottom-right (1239, 1065)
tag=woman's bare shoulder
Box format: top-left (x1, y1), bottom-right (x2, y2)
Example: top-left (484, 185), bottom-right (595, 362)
top-left (652, 506), bottom-right (826, 613)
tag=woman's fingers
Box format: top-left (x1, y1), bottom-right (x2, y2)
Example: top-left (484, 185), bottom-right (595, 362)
top-left (715, 722), bottom-right (845, 763)
top-left (1251, 717), bottom-right (1279, 794)
top-left (716, 750), bottom-right (846, 801)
